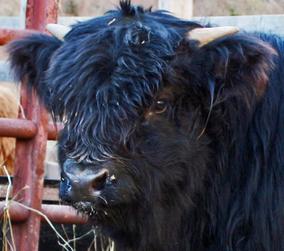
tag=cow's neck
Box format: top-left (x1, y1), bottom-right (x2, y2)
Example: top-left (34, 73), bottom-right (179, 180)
top-left (110, 200), bottom-right (210, 251)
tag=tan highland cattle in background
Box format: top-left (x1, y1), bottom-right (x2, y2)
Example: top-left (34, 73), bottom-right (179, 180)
top-left (0, 83), bottom-right (18, 175)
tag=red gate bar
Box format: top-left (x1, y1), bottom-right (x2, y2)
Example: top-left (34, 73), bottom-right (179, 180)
top-left (0, 118), bottom-right (37, 139)
top-left (41, 204), bottom-right (88, 225)
top-left (10, 0), bottom-right (59, 250)
top-left (0, 28), bottom-right (36, 45)
top-left (25, 0), bottom-right (59, 31)
top-left (11, 82), bottom-right (49, 250)
top-left (0, 201), bottom-right (88, 224)
top-left (0, 201), bottom-right (29, 222)
top-left (0, 118), bottom-right (62, 140)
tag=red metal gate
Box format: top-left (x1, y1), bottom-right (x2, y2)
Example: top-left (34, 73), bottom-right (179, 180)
top-left (0, 1), bottom-right (86, 250)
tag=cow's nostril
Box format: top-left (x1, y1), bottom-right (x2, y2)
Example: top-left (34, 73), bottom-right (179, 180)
top-left (91, 169), bottom-right (109, 191)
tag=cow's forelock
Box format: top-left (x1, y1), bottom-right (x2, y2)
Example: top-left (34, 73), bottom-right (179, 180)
top-left (46, 18), bottom-right (184, 161)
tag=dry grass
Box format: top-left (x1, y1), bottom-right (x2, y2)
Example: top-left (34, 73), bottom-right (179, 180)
top-left (0, 161), bottom-right (73, 251)
top-left (1, 164), bottom-right (16, 251)
top-left (0, 161), bottom-right (115, 251)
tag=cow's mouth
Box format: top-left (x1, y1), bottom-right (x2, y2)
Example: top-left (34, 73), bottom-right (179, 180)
top-left (72, 201), bottom-right (110, 223)
top-left (73, 201), bottom-right (96, 216)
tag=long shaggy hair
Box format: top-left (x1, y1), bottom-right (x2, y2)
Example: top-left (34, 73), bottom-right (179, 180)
top-left (0, 84), bottom-right (18, 175)
top-left (7, 1), bottom-right (284, 250)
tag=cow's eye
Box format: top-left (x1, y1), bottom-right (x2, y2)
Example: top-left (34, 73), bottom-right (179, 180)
top-left (154, 100), bottom-right (168, 114)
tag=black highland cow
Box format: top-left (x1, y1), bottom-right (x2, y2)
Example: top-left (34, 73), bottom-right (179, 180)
top-left (8, 1), bottom-right (284, 250)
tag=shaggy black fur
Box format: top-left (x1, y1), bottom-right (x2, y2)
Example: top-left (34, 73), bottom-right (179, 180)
top-left (7, 1), bottom-right (284, 250)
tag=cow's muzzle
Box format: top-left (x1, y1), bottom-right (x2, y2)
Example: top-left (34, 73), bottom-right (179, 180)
top-left (59, 167), bottom-right (109, 203)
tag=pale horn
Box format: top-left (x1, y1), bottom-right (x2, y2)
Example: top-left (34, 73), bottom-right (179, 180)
top-left (46, 24), bottom-right (71, 40)
top-left (187, 26), bottom-right (240, 47)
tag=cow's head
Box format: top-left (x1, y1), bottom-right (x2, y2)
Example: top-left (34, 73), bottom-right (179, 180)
top-left (8, 1), bottom-right (275, 247)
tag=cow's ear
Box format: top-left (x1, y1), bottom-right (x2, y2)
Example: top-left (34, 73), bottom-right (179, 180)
top-left (7, 33), bottom-right (62, 110)
top-left (184, 34), bottom-right (277, 137)
top-left (193, 34), bottom-right (276, 101)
